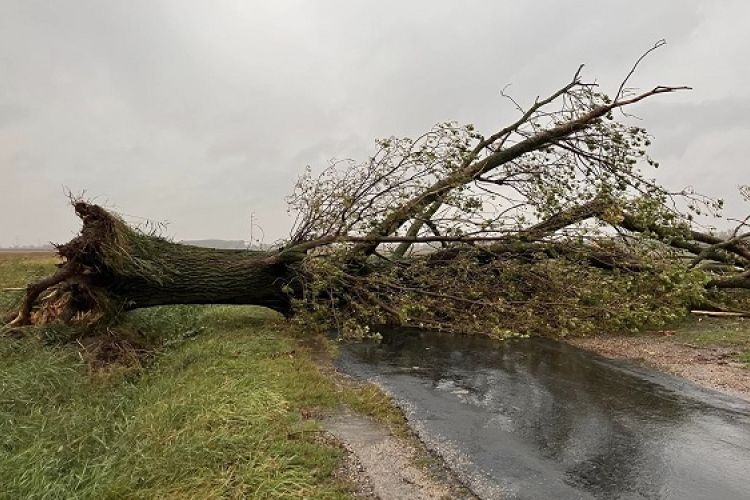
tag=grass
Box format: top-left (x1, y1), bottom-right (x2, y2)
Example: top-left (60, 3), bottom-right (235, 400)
top-left (0, 252), bottom-right (59, 315)
top-left (665, 315), bottom-right (750, 366)
top-left (0, 253), bottom-right (403, 499)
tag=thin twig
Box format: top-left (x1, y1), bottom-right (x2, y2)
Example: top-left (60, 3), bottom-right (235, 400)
top-left (616, 39), bottom-right (667, 103)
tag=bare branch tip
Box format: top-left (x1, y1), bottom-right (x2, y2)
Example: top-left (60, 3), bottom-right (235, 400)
top-left (573, 64), bottom-right (585, 81)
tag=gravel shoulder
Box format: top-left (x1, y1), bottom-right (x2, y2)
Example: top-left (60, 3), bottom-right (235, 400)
top-left (323, 409), bottom-right (476, 500)
top-left (566, 317), bottom-right (750, 401)
top-left (305, 337), bottom-right (478, 500)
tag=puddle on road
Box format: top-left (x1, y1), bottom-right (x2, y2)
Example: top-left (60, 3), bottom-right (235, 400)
top-left (335, 329), bottom-right (750, 500)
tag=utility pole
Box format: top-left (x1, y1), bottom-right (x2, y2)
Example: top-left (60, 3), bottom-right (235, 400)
top-left (248, 212), bottom-right (265, 250)
top-left (249, 212), bottom-right (255, 249)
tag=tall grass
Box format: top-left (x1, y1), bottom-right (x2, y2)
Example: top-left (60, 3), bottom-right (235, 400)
top-left (1, 255), bottom-right (355, 499)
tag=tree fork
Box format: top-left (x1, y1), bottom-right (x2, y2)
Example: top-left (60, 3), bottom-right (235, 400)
top-left (350, 83), bottom-right (690, 258)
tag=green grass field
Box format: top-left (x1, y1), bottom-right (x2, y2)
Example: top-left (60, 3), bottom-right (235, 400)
top-left (667, 315), bottom-right (750, 366)
top-left (0, 253), bottom-right (394, 499)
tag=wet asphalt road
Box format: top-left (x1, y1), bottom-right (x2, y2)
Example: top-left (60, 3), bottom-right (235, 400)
top-left (334, 329), bottom-right (750, 500)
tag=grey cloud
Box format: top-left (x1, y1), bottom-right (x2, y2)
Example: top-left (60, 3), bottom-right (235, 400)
top-left (637, 96), bottom-right (750, 162)
top-left (0, 104), bottom-right (28, 129)
top-left (0, 0), bottom-right (747, 246)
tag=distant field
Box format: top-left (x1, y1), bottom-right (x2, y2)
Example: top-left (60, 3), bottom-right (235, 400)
top-left (0, 249), bottom-right (55, 255)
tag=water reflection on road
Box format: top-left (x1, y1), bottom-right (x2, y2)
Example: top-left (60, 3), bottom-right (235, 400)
top-left (335, 329), bottom-right (750, 499)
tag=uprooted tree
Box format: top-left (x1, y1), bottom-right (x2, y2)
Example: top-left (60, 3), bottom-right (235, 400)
top-left (6, 60), bottom-right (750, 338)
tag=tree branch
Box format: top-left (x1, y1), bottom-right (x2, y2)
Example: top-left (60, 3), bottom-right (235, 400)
top-left (351, 84), bottom-right (689, 257)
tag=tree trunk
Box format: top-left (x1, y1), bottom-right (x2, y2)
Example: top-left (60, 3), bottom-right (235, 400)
top-left (8, 202), bottom-right (298, 326)
top-left (104, 248), bottom-right (295, 313)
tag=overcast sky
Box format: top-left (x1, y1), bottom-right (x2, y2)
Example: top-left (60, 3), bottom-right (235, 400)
top-left (1, 1), bottom-right (748, 246)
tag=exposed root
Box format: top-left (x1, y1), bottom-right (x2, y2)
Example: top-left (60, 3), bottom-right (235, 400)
top-left (10, 264), bottom-right (76, 326)
top-left (8, 201), bottom-right (124, 327)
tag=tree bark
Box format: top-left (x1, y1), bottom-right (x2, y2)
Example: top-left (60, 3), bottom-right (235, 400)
top-left (103, 249), bottom-right (295, 313)
top-left (705, 276), bottom-right (750, 290)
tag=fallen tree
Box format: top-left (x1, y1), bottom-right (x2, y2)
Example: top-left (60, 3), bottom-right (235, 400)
top-left (6, 53), bottom-right (750, 337)
top-left (7, 203), bottom-right (299, 326)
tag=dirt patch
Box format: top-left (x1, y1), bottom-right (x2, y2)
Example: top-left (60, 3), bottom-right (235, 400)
top-left (567, 334), bottom-right (750, 401)
top-left (322, 409), bottom-right (477, 500)
top-left (76, 328), bottom-right (155, 371)
top-left (300, 336), bottom-right (478, 499)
